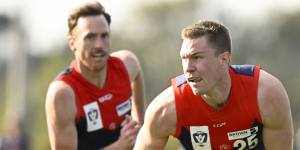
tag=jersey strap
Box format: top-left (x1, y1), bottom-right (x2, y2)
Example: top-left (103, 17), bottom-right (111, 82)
top-left (174, 74), bottom-right (187, 87)
top-left (231, 65), bottom-right (255, 76)
top-left (54, 66), bottom-right (72, 80)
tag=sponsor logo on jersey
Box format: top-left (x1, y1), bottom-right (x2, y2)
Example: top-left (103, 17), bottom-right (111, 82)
top-left (98, 93), bottom-right (113, 103)
top-left (83, 102), bottom-right (103, 132)
top-left (109, 122), bottom-right (116, 130)
top-left (116, 98), bottom-right (131, 116)
top-left (213, 122), bottom-right (226, 128)
top-left (220, 144), bottom-right (231, 150)
top-left (190, 126), bottom-right (212, 150)
top-left (227, 126), bottom-right (258, 140)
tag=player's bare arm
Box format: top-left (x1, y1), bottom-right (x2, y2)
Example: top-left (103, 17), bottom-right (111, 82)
top-left (134, 86), bottom-right (176, 150)
top-left (102, 115), bottom-right (141, 150)
top-left (111, 50), bottom-right (145, 124)
top-left (258, 70), bottom-right (294, 149)
top-left (45, 81), bottom-right (77, 150)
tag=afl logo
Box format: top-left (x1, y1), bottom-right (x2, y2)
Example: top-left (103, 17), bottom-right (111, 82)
top-left (192, 131), bottom-right (208, 146)
top-left (190, 126), bottom-right (212, 150)
top-left (87, 108), bottom-right (98, 125)
top-left (83, 102), bottom-right (103, 132)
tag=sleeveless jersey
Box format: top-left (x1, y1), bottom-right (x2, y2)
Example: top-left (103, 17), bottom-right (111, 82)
top-left (171, 65), bottom-right (264, 150)
top-left (55, 56), bottom-right (132, 150)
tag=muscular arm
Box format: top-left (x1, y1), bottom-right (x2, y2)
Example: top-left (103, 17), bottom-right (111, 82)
top-left (134, 87), bottom-right (177, 150)
top-left (258, 70), bottom-right (294, 149)
top-left (102, 115), bottom-right (141, 150)
top-left (111, 50), bottom-right (145, 124)
top-left (45, 81), bottom-right (77, 150)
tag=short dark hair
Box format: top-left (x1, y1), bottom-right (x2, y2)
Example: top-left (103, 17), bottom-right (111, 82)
top-left (181, 20), bottom-right (231, 55)
top-left (68, 1), bottom-right (111, 35)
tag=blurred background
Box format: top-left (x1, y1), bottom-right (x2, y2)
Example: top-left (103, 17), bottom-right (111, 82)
top-left (0, 0), bottom-right (300, 149)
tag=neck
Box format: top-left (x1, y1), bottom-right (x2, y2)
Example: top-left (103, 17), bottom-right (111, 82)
top-left (202, 71), bottom-right (231, 109)
top-left (77, 62), bottom-right (107, 88)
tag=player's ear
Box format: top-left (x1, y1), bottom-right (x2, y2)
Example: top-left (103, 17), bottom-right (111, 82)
top-left (219, 51), bottom-right (231, 66)
top-left (68, 35), bottom-right (76, 52)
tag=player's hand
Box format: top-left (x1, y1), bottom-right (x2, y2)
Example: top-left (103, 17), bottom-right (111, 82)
top-left (117, 115), bottom-right (141, 150)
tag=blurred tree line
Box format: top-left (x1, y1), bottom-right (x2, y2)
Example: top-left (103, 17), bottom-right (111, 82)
top-left (1, 0), bottom-right (300, 149)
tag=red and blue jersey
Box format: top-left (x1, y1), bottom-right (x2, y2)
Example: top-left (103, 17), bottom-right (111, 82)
top-left (171, 65), bottom-right (264, 150)
top-left (55, 56), bottom-right (132, 150)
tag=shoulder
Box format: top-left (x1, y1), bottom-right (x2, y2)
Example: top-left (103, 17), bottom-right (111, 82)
top-left (111, 50), bottom-right (139, 61)
top-left (144, 86), bottom-right (177, 137)
top-left (46, 81), bottom-right (75, 103)
top-left (258, 70), bottom-right (290, 126)
top-left (110, 50), bottom-right (141, 81)
top-left (46, 81), bottom-right (77, 121)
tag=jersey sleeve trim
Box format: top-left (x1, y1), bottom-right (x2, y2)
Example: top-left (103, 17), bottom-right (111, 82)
top-left (231, 65), bottom-right (255, 76)
top-left (171, 75), bottom-right (185, 138)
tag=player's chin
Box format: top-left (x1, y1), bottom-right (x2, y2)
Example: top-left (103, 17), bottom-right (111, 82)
top-left (93, 66), bottom-right (105, 72)
top-left (191, 88), bottom-right (204, 96)
top-left (90, 59), bottom-right (108, 69)
top-left (89, 63), bottom-right (105, 71)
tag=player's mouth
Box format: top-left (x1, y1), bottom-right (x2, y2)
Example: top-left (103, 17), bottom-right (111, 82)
top-left (90, 51), bottom-right (108, 61)
top-left (187, 77), bottom-right (202, 83)
top-left (91, 52), bottom-right (106, 58)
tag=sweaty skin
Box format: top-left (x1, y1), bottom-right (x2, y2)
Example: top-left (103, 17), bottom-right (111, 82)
top-left (46, 14), bottom-right (145, 150)
top-left (134, 36), bottom-right (293, 150)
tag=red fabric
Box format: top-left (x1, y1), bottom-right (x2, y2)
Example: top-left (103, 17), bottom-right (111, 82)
top-left (56, 56), bottom-right (132, 130)
top-left (172, 66), bottom-right (262, 149)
